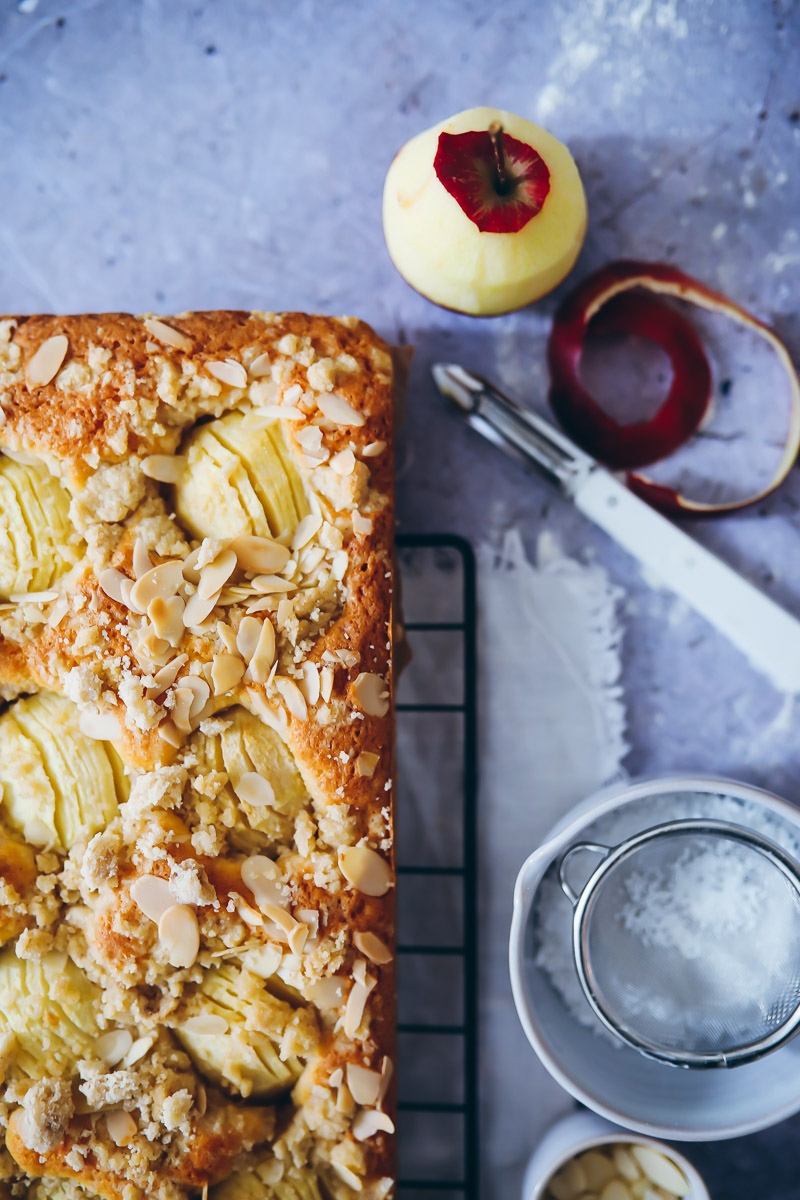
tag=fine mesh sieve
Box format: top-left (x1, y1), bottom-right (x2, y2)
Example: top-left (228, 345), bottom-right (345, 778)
top-left (557, 818), bottom-right (800, 1068)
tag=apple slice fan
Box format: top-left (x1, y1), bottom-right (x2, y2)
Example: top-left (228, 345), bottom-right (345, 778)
top-left (383, 105), bottom-right (800, 691)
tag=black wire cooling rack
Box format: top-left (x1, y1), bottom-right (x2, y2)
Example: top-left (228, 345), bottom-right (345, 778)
top-left (394, 534), bottom-right (478, 1200)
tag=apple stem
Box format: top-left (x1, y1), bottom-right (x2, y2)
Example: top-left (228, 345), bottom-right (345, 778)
top-left (488, 121), bottom-right (511, 195)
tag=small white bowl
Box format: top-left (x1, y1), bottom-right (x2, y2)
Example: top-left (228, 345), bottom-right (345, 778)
top-left (523, 1111), bottom-right (709, 1200)
top-left (509, 773), bottom-right (800, 1140)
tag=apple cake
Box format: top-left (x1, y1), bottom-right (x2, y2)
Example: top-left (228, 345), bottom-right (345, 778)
top-left (0, 312), bottom-right (395, 1200)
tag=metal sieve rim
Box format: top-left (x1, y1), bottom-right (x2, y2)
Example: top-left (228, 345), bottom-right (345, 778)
top-left (558, 818), bottom-right (800, 1069)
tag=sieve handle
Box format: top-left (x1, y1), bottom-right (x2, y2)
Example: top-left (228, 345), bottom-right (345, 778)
top-left (557, 841), bottom-right (612, 906)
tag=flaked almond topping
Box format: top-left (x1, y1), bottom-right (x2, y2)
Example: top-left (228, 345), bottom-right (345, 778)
top-left (297, 425), bottom-right (324, 452)
top-left (330, 448), bottom-right (356, 475)
top-left (236, 614), bottom-right (262, 660)
top-left (249, 619), bottom-right (276, 683)
top-left (352, 510), bottom-right (374, 536)
top-left (331, 550), bottom-right (349, 581)
top-left (198, 548), bottom-right (237, 599)
top-left (289, 923), bottom-right (308, 955)
top-left (148, 594), bottom-right (185, 646)
top-left (352, 957), bottom-right (372, 988)
top-left (346, 1064), bottom-right (382, 1106)
top-left (251, 574), bottom-right (295, 594)
top-left (79, 708), bottom-right (122, 742)
top-left (230, 534), bottom-right (291, 574)
top-left (320, 665), bottom-right (334, 704)
top-left (344, 979), bottom-right (372, 1038)
top-left (291, 512), bottom-right (323, 551)
top-left (216, 621), bottom-right (239, 654)
top-left (317, 392), bottom-right (366, 427)
top-left (232, 894), bottom-right (265, 928)
top-left (183, 588), bottom-right (220, 628)
top-left (254, 403), bottom-right (304, 421)
top-left (356, 751), bottom-right (380, 778)
top-left (183, 1013), bottom-right (228, 1036)
top-left (242, 943), bottom-right (282, 979)
top-left (180, 674), bottom-right (211, 720)
top-left (211, 652), bottom-right (245, 695)
top-left (352, 1109), bottom-right (395, 1141)
top-left (130, 560), bottom-right (183, 611)
top-left (338, 846), bottom-right (393, 897)
top-left (248, 352), bottom-right (272, 377)
top-left (171, 687), bottom-right (195, 733)
top-left (299, 544), bottom-right (325, 575)
top-left (106, 1109), bottom-right (138, 1148)
top-left (157, 718), bottom-right (182, 747)
top-left (131, 875), bottom-right (174, 922)
top-left (182, 547), bottom-right (202, 584)
top-left (275, 676), bottom-right (307, 721)
top-left (132, 538), bottom-right (153, 579)
top-left (241, 855), bottom-right (287, 910)
top-left (98, 568), bottom-right (131, 606)
top-left (261, 903), bottom-right (301, 939)
top-left (141, 454), bottom-right (186, 483)
top-left (146, 655), bottom-right (188, 698)
top-left (378, 1055), bottom-right (393, 1105)
top-left (336, 1082), bottom-right (356, 1115)
top-left (206, 358), bottom-right (248, 388)
top-left (144, 317), bottom-right (192, 351)
top-left (298, 662), bottom-right (320, 706)
top-left (158, 904), bottom-right (200, 968)
top-left (235, 771), bottom-right (275, 809)
top-left (353, 931), bottom-right (392, 964)
top-left (9, 589), bottom-right (59, 604)
top-left (95, 1029), bottom-right (134, 1066)
top-left (352, 672), bottom-right (390, 718)
top-left (307, 977), bottom-right (347, 1011)
top-left (336, 649), bottom-right (360, 668)
top-left (26, 333), bottom-right (68, 387)
top-left (122, 1035), bottom-right (156, 1069)
top-left (328, 1067), bottom-right (344, 1089)
top-left (362, 440), bottom-right (387, 458)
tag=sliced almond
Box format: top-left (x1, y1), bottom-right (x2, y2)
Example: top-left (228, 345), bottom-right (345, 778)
top-left (320, 665), bottom-right (334, 704)
top-left (298, 544), bottom-right (326, 575)
top-left (106, 1109), bottom-right (137, 1147)
top-left (346, 1064), bottom-right (381, 1107)
top-left (235, 771), bottom-right (275, 809)
top-left (230, 534), bottom-right (291, 574)
top-left (211, 653), bottom-right (245, 696)
top-left (122, 1035), bottom-right (155, 1068)
top-left (331, 550), bottom-right (348, 581)
top-left (352, 672), bottom-right (389, 718)
top-left (254, 403), bottom-right (304, 421)
top-left (352, 510), bottom-right (374, 536)
top-left (297, 425), bottom-right (324, 452)
top-left (26, 334), bottom-right (68, 387)
top-left (78, 708), bottom-right (121, 742)
top-left (98, 567), bottom-right (132, 605)
top-left (352, 1109), bottom-right (395, 1141)
top-left (95, 1029), bottom-right (134, 1066)
top-left (291, 512), bottom-right (323, 552)
top-left (141, 454), bottom-right (186, 483)
top-left (171, 687), bottom-right (195, 733)
top-left (261, 904), bottom-right (300, 940)
top-left (130, 561), bottom-right (183, 611)
top-left (378, 1055), bottom-right (393, 1105)
top-left (630, 1147), bottom-right (689, 1195)
top-left (242, 943), bottom-right (282, 979)
top-left (216, 621), bottom-right (239, 654)
top-left (158, 904), bottom-right (200, 969)
top-left (198, 548), bottom-right (237, 599)
top-left (248, 352), bottom-right (273, 377)
top-left (362, 440), bottom-right (386, 458)
top-left (330, 448), bottom-right (356, 475)
top-left (10, 589), bottom-right (58, 604)
top-left (251, 574), bottom-right (295, 594)
top-left (317, 393), bottom-right (365, 427)
top-left (143, 318), bottom-right (192, 352)
top-left (182, 547), bottom-right (202, 584)
top-left (206, 358), bottom-right (247, 388)
top-left (241, 855), bottom-right (287, 910)
top-left (353, 931), bottom-right (392, 964)
top-left (132, 538), bottom-right (153, 579)
top-left (183, 588), bottom-right (220, 627)
top-left (274, 676), bottom-right (307, 721)
top-left (249, 619), bottom-right (276, 683)
top-left (329, 1067), bottom-right (344, 1089)
top-left (307, 976), bottom-right (347, 1011)
top-left (288, 923), bottom-right (308, 955)
top-left (183, 1013), bottom-right (228, 1036)
top-left (148, 594), bottom-right (185, 646)
top-left (131, 875), bottom-right (174, 922)
top-left (344, 979), bottom-right (372, 1038)
top-left (236, 614), bottom-right (262, 661)
top-left (335, 1082), bottom-right (356, 1115)
top-left (338, 846), bottom-right (392, 897)
top-left (356, 751), bottom-right (380, 778)
top-left (180, 674), bottom-right (211, 720)
top-left (157, 718), bottom-right (182, 747)
top-left (298, 662), bottom-right (320, 706)
top-left (233, 894), bottom-right (265, 928)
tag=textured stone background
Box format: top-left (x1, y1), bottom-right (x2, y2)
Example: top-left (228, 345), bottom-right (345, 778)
top-left (1, 0), bottom-right (799, 1196)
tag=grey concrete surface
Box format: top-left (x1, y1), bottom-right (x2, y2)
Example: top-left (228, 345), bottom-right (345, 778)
top-left (0, 0), bottom-right (799, 1196)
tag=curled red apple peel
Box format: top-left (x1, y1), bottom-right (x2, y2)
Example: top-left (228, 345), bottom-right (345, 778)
top-left (547, 260), bottom-right (800, 515)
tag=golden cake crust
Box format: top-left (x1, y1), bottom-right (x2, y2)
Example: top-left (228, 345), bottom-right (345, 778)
top-left (0, 309), bottom-right (395, 1198)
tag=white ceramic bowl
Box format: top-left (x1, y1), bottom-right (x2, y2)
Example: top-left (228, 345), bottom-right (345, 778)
top-left (523, 1111), bottom-right (709, 1200)
top-left (509, 774), bottom-right (800, 1140)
